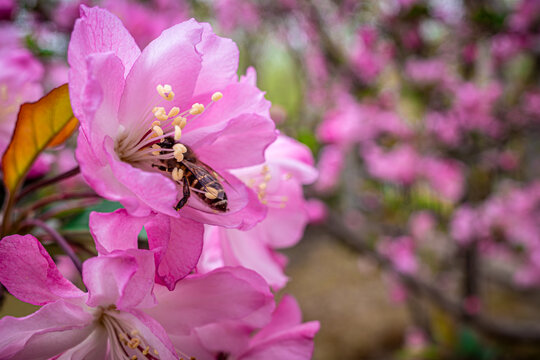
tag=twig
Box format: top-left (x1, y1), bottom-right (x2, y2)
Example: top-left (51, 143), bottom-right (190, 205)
top-left (21, 218), bottom-right (82, 275)
top-left (17, 166), bottom-right (80, 201)
top-left (322, 210), bottom-right (540, 344)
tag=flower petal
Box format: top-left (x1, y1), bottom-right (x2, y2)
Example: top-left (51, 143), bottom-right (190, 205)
top-left (68, 5), bottom-right (140, 121)
top-left (187, 113), bottom-right (277, 170)
top-left (83, 249), bottom-right (156, 310)
top-left (0, 235), bottom-right (84, 306)
top-left (0, 300), bottom-right (94, 359)
top-left (147, 267), bottom-right (274, 336)
top-left (117, 19), bottom-right (203, 131)
top-left (89, 209), bottom-right (149, 255)
top-left (55, 327), bottom-right (108, 360)
top-left (192, 22), bottom-right (239, 97)
top-left (145, 215), bottom-right (204, 290)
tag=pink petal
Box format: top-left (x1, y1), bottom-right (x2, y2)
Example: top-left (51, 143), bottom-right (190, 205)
top-left (68, 5), bottom-right (140, 121)
top-left (55, 327), bottom-right (108, 360)
top-left (193, 22), bottom-right (239, 97)
top-left (147, 267), bottom-right (274, 335)
top-left (189, 113), bottom-right (277, 170)
top-left (146, 215), bottom-right (204, 290)
top-left (0, 300), bottom-right (94, 359)
top-left (89, 209), bottom-right (149, 255)
top-left (117, 19), bottom-right (203, 130)
top-left (76, 134), bottom-right (144, 215)
top-left (0, 235), bottom-right (84, 306)
top-left (238, 321), bottom-right (319, 360)
top-left (253, 295), bottom-right (302, 340)
top-left (83, 249), bottom-right (156, 310)
top-left (219, 228), bottom-right (289, 291)
top-left (186, 82), bottom-right (271, 132)
top-left (79, 52), bottom-right (125, 144)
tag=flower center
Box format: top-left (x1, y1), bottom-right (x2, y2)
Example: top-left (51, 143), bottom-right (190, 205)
top-left (115, 84), bottom-right (223, 182)
top-left (100, 307), bottom-right (161, 360)
top-left (245, 165), bottom-right (290, 208)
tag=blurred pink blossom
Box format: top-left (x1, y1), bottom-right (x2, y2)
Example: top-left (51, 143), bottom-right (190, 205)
top-left (314, 145), bottom-right (344, 192)
top-left (378, 236), bottom-right (418, 275)
top-left (363, 144), bottom-right (419, 185)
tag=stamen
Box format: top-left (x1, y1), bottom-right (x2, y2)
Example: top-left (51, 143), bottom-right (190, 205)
top-left (211, 92), bottom-right (223, 101)
top-left (168, 107), bottom-right (180, 118)
top-left (173, 143), bottom-right (187, 153)
top-left (172, 167), bottom-right (184, 181)
top-left (152, 126), bottom-right (164, 137)
top-left (174, 126), bottom-right (182, 141)
top-left (152, 107), bottom-right (168, 121)
top-left (172, 116), bottom-right (187, 129)
top-left (156, 84), bottom-right (174, 101)
top-left (189, 103), bottom-right (205, 115)
top-left (205, 187), bottom-right (219, 199)
top-left (151, 144), bottom-right (161, 156)
top-left (174, 152), bottom-right (184, 162)
top-left (152, 121), bottom-right (161, 127)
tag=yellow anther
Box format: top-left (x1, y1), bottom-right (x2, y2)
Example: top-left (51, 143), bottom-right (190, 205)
top-left (153, 107), bottom-right (168, 121)
top-left (168, 107), bottom-right (180, 118)
top-left (261, 199), bottom-right (268, 205)
top-left (259, 183), bottom-right (267, 190)
top-left (174, 151), bottom-right (185, 162)
top-left (154, 349), bottom-right (159, 355)
top-left (174, 125), bottom-right (182, 141)
top-left (261, 165), bottom-right (270, 174)
top-left (280, 203), bottom-right (286, 208)
top-left (152, 120), bottom-right (161, 127)
top-left (157, 84), bottom-right (174, 100)
top-left (153, 125), bottom-right (164, 137)
top-left (264, 173), bottom-right (272, 181)
top-left (143, 347), bottom-right (150, 355)
top-left (172, 116), bottom-right (187, 129)
top-left (281, 196), bottom-right (289, 202)
top-left (211, 92), bottom-right (223, 101)
top-left (173, 143), bottom-right (187, 153)
top-left (131, 356), bottom-right (137, 360)
top-left (130, 330), bottom-right (139, 336)
top-left (189, 103), bottom-right (205, 115)
top-left (172, 168), bottom-right (183, 181)
top-left (128, 338), bottom-right (140, 349)
top-left (151, 144), bottom-right (161, 156)
top-left (205, 187), bottom-right (219, 199)
top-left (284, 173), bottom-right (293, 180)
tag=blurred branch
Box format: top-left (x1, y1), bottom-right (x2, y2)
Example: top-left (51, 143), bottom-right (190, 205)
top-left (322, 210), bottom-right (540, 344)
top-left (17, 166), bottom-right (80, 201)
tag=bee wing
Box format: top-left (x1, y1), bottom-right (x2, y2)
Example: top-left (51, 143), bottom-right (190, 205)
top-left (181, 159), bottom-right (237, 194)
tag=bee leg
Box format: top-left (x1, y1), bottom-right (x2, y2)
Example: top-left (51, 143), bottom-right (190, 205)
top-left (174, 176), bottom-right (191, 211)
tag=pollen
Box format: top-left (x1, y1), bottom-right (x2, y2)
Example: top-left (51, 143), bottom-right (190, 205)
top-left (131, 356), bottom-right (137, 360)
top-left (151, 120), bottom-right (161, 127)
top-left (143, 347), bottom-right (150, 355)
top-left (172, 167), bottom-right (183, 181)
top-left (174, 151), bottom-right (185, 162)
top-left (152, 106), bottom-right (167, 120)
top-left (174, 125), bottom-right (182, 141)
top-left (151, 144), bottom-right (161, 156)
top-left (173, 143), bottom-right (187, 153)
top-left (153, 125), bottom-right (164, 137)
top-left (128, 337), bottom-right (141, 349)
top-left (172, 116), bottom-right (187, 129)
top-left (205, 187), bottom-right (219, 199)
top-left (211, 91), bottom-right (223, 101)
top-left (157, 84), bottom-right (175, 100)
top-left (168, 106), bottom-right (180, 118)
top-left (189, 103), bottom-right (205, 115)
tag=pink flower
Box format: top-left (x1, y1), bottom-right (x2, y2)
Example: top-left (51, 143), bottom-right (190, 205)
top-left (167, 295), bottom-right (319, 360)
top-left (378, 236), bottom-right (418, 275)
top-left (314, 145), bottom-right (344, 192)
top-left (420, 157), bottom-right (464, 203)
top-left (450, 205), bottom-right (478, 246)
top-left (198, 135), bottom-right (318, 290)
top-left (409, 211), bottom-right (436, 241)
top-left (214, 0), bottom-right (261, 33)
top-left (0, 234), bottom-right (274, 359)
top-left (68, 7), bottom-right (275, 228)
top-left (362, 144), bottom-right (419, 185)
top-left (350, 26), bottom-right (391, 84)
top-left (0, 28), bottom-right (43, 155)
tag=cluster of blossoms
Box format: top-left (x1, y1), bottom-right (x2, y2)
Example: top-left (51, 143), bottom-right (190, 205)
top-left (0, 5), bottom-right (319, 359)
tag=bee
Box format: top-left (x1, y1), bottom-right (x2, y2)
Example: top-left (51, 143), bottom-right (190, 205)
top-left (152, 136), bottom-right (229, 212)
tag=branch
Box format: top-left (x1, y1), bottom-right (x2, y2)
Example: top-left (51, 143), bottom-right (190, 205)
top-left (321, 210), bottom-right (540, 344)
top-left (17, 166), bottom-right (80, 201)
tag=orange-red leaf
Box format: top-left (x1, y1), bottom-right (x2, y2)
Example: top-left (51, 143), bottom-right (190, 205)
top-left (2, 84), bottom-right (78, 194)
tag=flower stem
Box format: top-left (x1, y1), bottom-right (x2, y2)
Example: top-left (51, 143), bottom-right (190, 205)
top-left (21, 218), bottom-right (83, 275)
top-left (17, 166), bottom-right (80, 201)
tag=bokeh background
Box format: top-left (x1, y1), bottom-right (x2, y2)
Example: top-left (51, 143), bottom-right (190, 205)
top-left (2, 0), bottom-right (540, 359)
